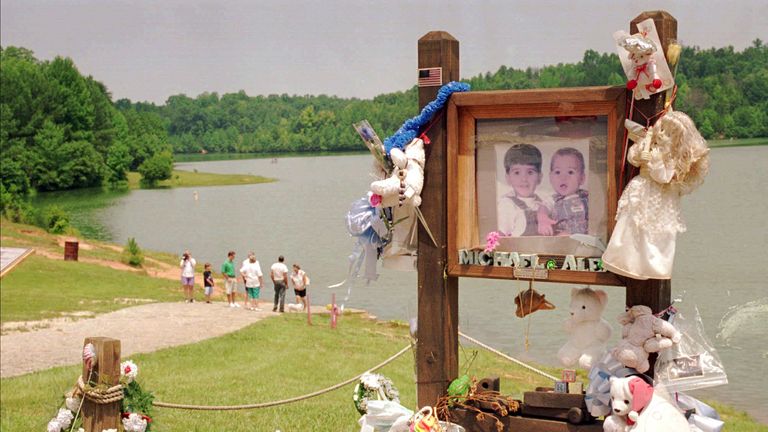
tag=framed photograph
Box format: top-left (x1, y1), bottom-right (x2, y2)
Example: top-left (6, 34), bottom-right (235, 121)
top-left (447, 87), bottom-right (626, 285)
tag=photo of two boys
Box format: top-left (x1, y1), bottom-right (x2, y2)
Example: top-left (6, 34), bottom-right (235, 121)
top-left (497, 142), bottom-right (590, 238)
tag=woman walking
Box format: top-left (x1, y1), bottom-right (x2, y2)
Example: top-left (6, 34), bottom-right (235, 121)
top-left (290, 263), bottom-right (309, 311)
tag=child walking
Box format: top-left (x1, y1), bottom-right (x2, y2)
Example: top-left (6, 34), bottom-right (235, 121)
top-left (203, 263), bottom-right (214, 304)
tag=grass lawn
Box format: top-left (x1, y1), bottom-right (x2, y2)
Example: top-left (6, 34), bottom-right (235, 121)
top-left (127, 169), bottom-right (274, 189)
top-left (0, 255), bottom-right (179, 323)
top-left (1, 313), bottom-right (764, 431)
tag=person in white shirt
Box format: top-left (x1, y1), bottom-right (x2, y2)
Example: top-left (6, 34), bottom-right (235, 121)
top-left (179, 250), bottom-right (197, 303)
top-left (270, 255), bottom-right (289, 312)
top-left (290, 263), bottom-right (310, 311)
top-left (240, 252), bottom-right (264, 311)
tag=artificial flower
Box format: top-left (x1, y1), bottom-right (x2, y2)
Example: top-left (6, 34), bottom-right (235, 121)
top-left (484, 231), bottom-right (501, 253)
top-left (55, 408), bottom-right (74, 429)
top-left (46, 419), bottom-right (61, 432)
top-left (120, 360), bottom-right (138, 383)
top-left (82, 343), bottom-right (97, 370)
top-left (360, 372), bottom-right (382, 390)
top-left (65, 396), bottom-right (81, 412)
top-left (369, 193), bottom-right (382, 207)
top-left (122, 412), bottom-right (148, 432)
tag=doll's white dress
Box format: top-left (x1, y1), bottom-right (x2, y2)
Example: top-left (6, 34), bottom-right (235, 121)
top-left (602, 141), bottom-right (684, 280)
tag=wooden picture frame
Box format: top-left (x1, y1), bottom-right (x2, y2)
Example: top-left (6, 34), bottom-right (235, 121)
top-left (447, 86), bottom-right (626, 286)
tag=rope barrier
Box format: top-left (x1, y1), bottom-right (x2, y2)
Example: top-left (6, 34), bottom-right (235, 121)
top-left (153, 343), bottom-right (412, 411)
top-left (458, 331), bottom-right (559, 382)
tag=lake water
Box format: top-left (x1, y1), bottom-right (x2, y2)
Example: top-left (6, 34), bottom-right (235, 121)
top-left (41, 147), bottom-right (768, 423)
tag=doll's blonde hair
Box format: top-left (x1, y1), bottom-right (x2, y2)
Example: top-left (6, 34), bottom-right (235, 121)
top-left (651, 111), bottom-right (710, 195)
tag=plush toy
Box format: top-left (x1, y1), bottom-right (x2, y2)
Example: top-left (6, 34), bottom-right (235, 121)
top-left (611, 305), bottom-right (682, 373)
top-left (604, 376), bottom-right (689, 432)
top-left (558, 287), bottom-right (612, 369)
top-left (370, 138), bottom-right (425, 208)
top-left (618, 33), bottom-right (662, 100)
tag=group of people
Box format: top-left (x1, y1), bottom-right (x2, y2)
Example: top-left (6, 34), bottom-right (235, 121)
top-left (179, 250), bottom-right (309, 313)
top-left (498, 143), bottom-right (589, 237)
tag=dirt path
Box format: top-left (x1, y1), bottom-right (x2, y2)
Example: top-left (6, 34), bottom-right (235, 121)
top-left (0, 302), bottom-right (283, 378)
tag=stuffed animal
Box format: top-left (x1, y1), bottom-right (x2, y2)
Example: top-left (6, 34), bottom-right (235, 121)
top-left (618, 33), bottom-right (662, 100)
top-left (604, 376), bottom-right (689, 432)
top-left (558, 287), bottom-right (612, 369)
top-left (612, 305), bottom-right (682, 373)
top-left (514, 288), bottom-right (555, 318)
top-left (370, 138), bottom-right (425, 208)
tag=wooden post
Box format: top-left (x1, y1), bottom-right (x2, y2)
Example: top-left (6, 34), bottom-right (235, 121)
top-left (81, 337), bottom-right (121, 432)
top-left (416, 31), bottom-right (460, 407)
top-left (330, 293), bottom-right (338, 329)
top-left (623, 11), bottom-right (678, 373)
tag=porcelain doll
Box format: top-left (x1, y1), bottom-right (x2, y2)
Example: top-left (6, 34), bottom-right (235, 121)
top-left (602, 111), bottom-right (709, 279)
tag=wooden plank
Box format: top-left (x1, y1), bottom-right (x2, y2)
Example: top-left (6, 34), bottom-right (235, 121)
top-left (465, 102), bottom-right (618, 119)
top-left (416, 31), bottom-right (461, 408)
top-left (524, 390), bottom-right (586, 409)
top-left (448, 265), bottom-right (622, 286)
top-left (452, 86), bottom-right (625, 107)
top-left (81, 337), bottom-right (121, 432)
top-left (448, 409), bottom-right (604, 432)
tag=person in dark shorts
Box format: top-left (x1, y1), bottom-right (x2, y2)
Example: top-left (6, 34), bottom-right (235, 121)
top-left (289, 263), bottom-right (309, 310)
top-left (203, 263), bottom-right (214, 304)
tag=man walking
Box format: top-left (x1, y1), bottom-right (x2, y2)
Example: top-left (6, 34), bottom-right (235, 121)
top-left (240, 252), bottom-right (264, 311)
top-left (270, 255), bottom-right (289, 312)
top-left (222, 251), bottom-right (239, 308)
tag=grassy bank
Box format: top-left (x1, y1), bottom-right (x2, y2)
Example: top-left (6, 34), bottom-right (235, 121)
top-left (1, 313), bottom-right (764, 431)
top-left (1, 220), bottom-right (181, 269)
top-left (0, 255), bottom-right (179, 323)
top-left (127, 169), bottom-right (274, 189)
top-left (1, 221), bottom-right (185, 323)
top-left (709, 137), bottom-right (768, 148)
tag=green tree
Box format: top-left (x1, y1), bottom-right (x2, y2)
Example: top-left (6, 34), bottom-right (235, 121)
top-left (137, 151), bottom-right (173, 187)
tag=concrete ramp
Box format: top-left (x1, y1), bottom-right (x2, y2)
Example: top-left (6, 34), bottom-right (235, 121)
top-left (0, 247), bottom-right (34, 278)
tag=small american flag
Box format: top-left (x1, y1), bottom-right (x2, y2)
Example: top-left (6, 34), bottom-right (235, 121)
top-left (418, 67), bottom-right (443, 87)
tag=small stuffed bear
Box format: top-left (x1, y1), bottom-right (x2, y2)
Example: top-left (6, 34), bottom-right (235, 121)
top-left (603, 376), bottom-right (689, 432)
top-left (611, 305), bottom-right (681, 373)
top-left (370, 138), bottom-right (425, 208)
top-left (558, 287), bottom-right (612, 369)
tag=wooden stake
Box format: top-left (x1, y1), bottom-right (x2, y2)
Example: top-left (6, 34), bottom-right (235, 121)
top-left (81, 337), bottom-right (121, 432)
top-left (416, 31), bottom-right (460, 408)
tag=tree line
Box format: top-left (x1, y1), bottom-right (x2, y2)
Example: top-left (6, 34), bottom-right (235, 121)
top-left (1, 40), bottom-right (766, 220)
top-left (140, 40), bottom-right (766, 155)
top-left (0, 46), bottom-right (174, 227)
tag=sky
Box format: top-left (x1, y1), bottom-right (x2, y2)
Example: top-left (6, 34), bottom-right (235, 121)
top-left (2, 0), bottom-right (765, 104)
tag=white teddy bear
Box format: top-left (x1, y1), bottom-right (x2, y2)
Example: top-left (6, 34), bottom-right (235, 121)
top-left (370, 138), bottom-right (425, 208)
top-left (604, 376), bottom-right (689, 432)
top-left (558, 287), bottom-right (612, 369)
